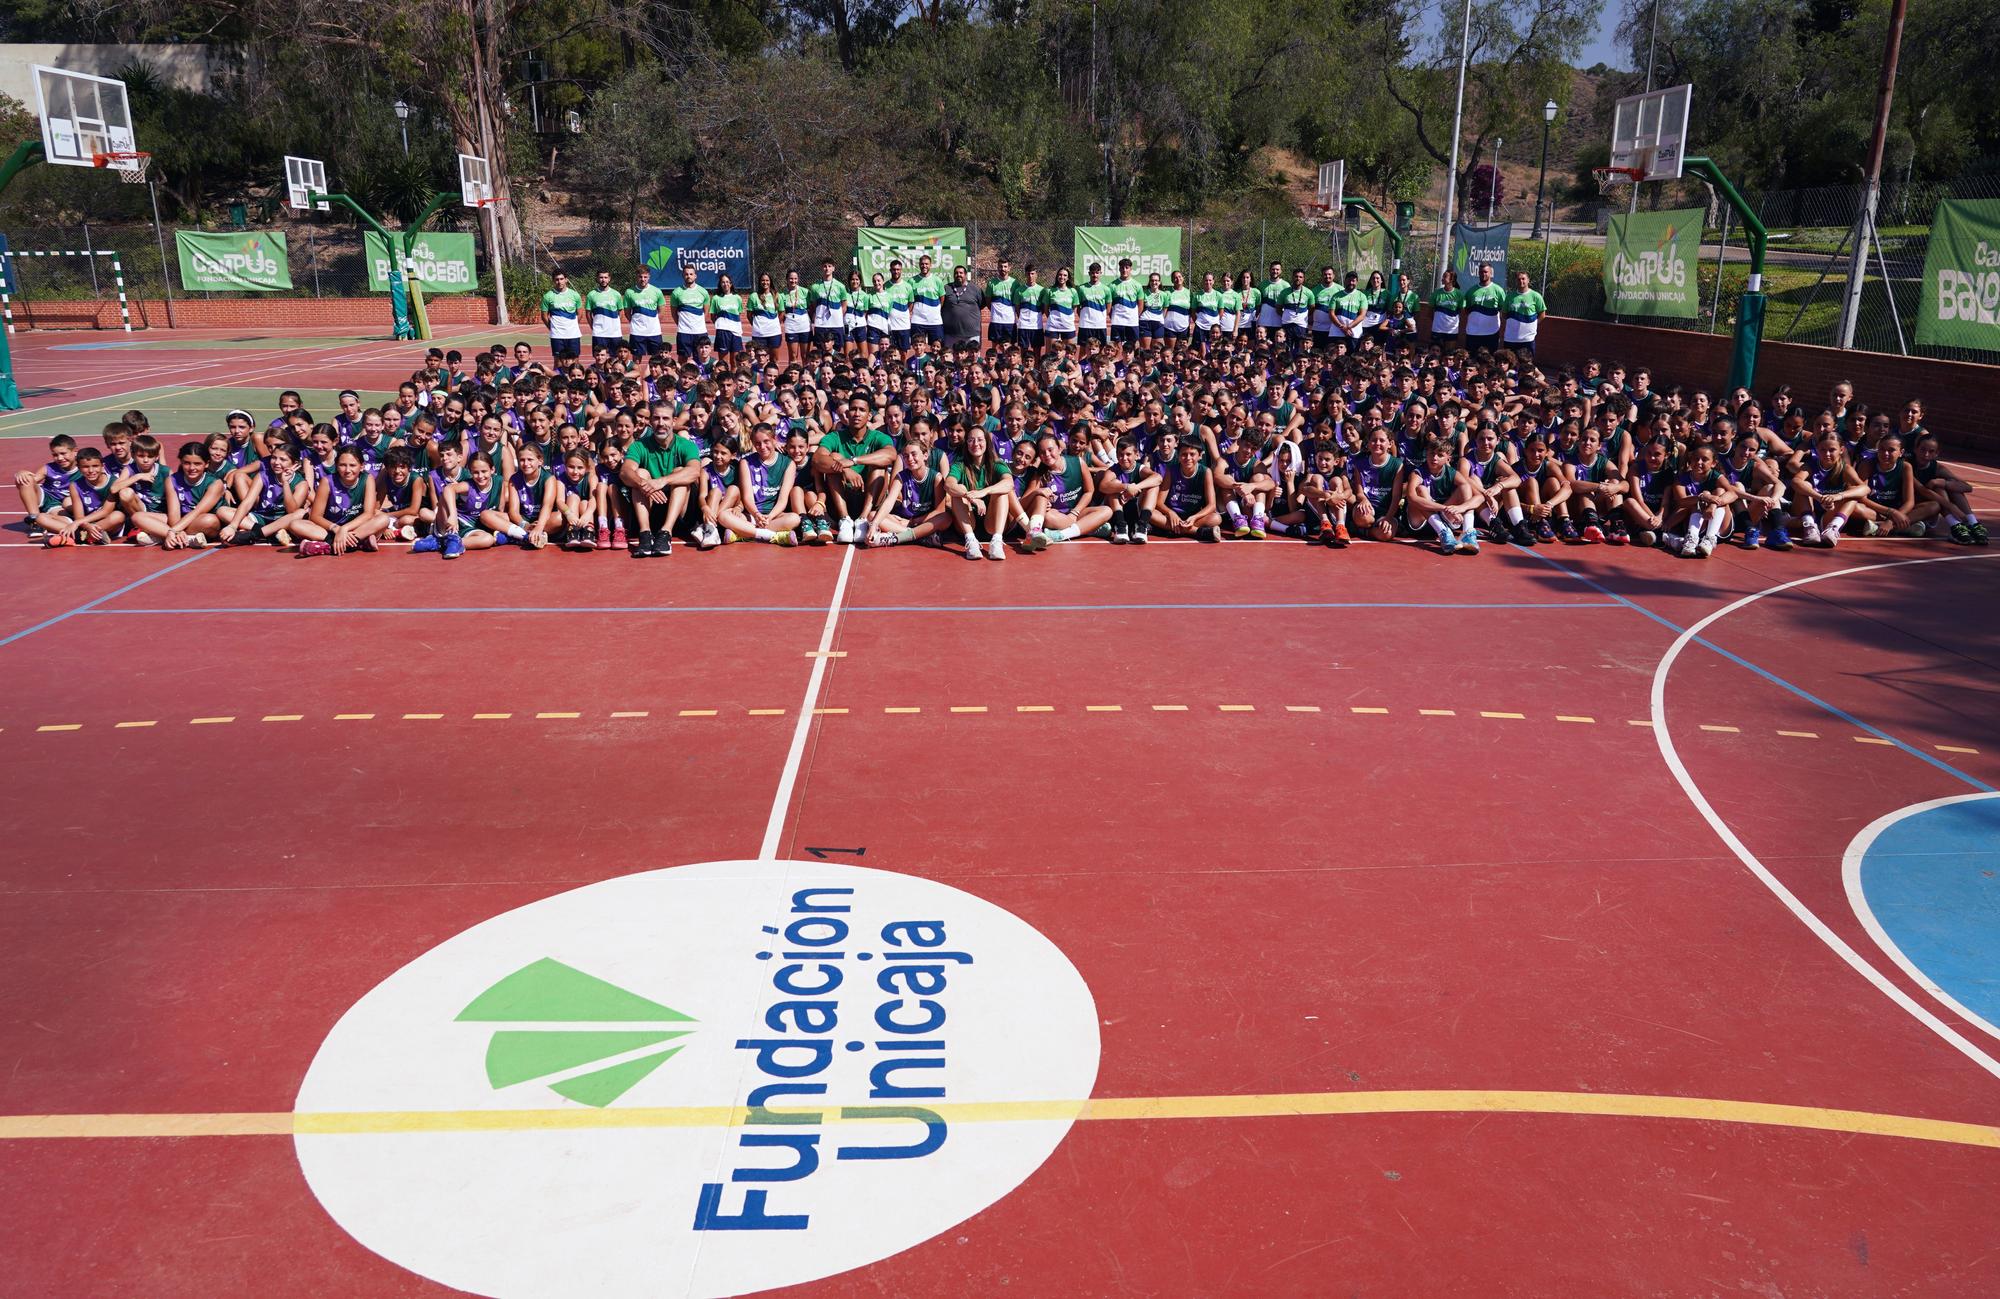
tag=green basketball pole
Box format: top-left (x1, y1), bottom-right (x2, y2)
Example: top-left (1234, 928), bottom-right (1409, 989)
top-left (0, 140), bottom-right (49, 411)
top-left (322, 191), bottom-right (453, 341)
top-left (1682, 156), bottom-right (1767, 390)
top-left (1342, 197), bottom-right (1406, 276)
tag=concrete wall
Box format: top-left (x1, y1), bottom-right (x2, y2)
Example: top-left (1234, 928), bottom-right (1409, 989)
top-left (0, 44), bottom-right (220, 109)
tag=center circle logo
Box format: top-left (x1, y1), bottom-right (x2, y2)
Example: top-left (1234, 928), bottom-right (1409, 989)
top-left (294, 860), bottom-right (1101, 1298)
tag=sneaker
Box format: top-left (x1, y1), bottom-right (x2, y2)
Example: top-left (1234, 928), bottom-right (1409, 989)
top-left (611, 525), bottom-right (628, 551)
top-left (1949, 521), bottom-right (1974, 545)
top-left (656, 534), bottom-right (673, 556)
top-left (773, 530), bottom-right (796, 547)
top-left (399, 522), bottom-right (420, 542)
top-left (1558, 519), bottom-right (1579, 543)
top-left (129, 532), bottom-right (158, 546)
top-left (1858, 518), bottom-right (1880, 538)
top-left (1200, 524), bottom-right (1223, 543)
top-left (721, 528), bottom-right (739, 545)
top-left (1822, 525), bottom-right (1841, 549)
top-left (571, 530), bottom-right (597, 552)
top-left (1535, 519), bottom-right (1556, 543)
top-left (1330, 522), bottom-right (1350, 547)
top-left (987, 535), bottom-right (1006, 561)
top-left (298, 539), bottom-right (334, 557)
top-left (1228, 516), bottom-right (1251, 538)
top-left (1741, 526), bottom-right (1763, 550)
top-left (1314, 520), bottom-right (1336, 546)
top-left (835, 517), bottom-right (856, 545)
top-left (1510, 522), bottom-right (1535, 546)
top-left (596, 523), bottom-right (611, 549)
top-left (410, 534), bottom-right (441, 554)
top-left (1110, 524), bottom-right (1129, 545)
top-left (493, 532), bottom-right (518, 547)
top-left (1459, 529), bottom-right (1480, 555)
top-left (1605, 520), bottom-right (1630, 546)
top-left (1697, 535), bottom-right (1717, 558)
top-left (1439, 531), bottom-right (1459, 555)
top-left (1663, 534), bottom-right (1685, 556)
top-left (696, 523), bottom-right (718, 550)
top-left (964, 534), bottom-right (983, 561)
top-left (1025, 530), bottom-right (1050, 553)
top-left (356, 535), bottom-right (377, 553)
top-left (1580, 523), bottom-right (1605, 544)
top-left (1249, 513), bottom-right (1268, 539)
top-left (441, 534), bottom-right (465, 560)
top-left (1683, 529), bottom-right (1703, 555)
top-left (44, 530), bottom-right (74, 548)
top-left (865, 528), bottom-right (896, 548)
top-left (26, 524), bottom-right (47, 542)
top-left (1800, 515), bottom-right (1822, 546)
top-left (185, 534), bottom-right (211, 549)
top-left (631, 531), bottom-right (656, 558)
top-left (1634, 529), bottom-right (1657, 548)
top-left (1973, 522), bottom-right (1990, 546)
top-left (1131, 523), bottom-right (1150, 545)
top-left (1768, 525), bottom-right (1793, 551)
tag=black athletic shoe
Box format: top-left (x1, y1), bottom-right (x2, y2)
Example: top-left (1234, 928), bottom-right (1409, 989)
top-left (632, 530), bottom-right (656, 558)
top-left (1199, 524), bottom-right (1222, 543)
top-left (1510, 521), bottom-right (1536, 546)
top-left (656, 533), bottom-right (673, 556)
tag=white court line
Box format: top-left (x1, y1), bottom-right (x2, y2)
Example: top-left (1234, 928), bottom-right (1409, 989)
top-left (1842, 792), bottom-right (2000, 1046)
top-left (756, 544), bottom-right (857, 860)
top-left (1650, 553), bottom-right (2000, 1082)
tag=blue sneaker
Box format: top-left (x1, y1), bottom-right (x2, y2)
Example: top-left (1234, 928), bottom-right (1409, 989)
top-left (1458, 525), bottom-right (1480, 554)
top-left (1741, 525), bottom-right (1762, 550)
top-left (410, 535), bottom-right (440, 554)
top-left (1768, 525), bottom-right (1792, 551)
top-left (494, 532), bottom-right (517, 547)
top-left (442, 534), bottom-right (465, 560)
top-left (1438, 531), bottom-right (1459, 555)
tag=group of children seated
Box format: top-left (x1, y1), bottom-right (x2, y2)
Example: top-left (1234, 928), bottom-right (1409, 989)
top-left (14, 334), bottom-right (1988, 562)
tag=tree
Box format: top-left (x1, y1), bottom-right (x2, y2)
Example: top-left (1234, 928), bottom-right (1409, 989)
top-left (567, 65), bottom-right (694, 238)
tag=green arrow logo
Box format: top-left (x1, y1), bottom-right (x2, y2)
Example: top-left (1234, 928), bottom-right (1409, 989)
top-left (456, 958), bottom-right (695, 1108)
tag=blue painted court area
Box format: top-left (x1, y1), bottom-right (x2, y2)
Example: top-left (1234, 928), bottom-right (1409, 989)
top-left (48, 341), bottom-right (147, 351)
top-left (1851, 794), bottom-right (2000, 1033)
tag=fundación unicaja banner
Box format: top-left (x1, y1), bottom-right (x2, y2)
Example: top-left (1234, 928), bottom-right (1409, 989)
top-left (365, 231), bottom-right (478, 293)
top-left (1450, 221), bottom-right (1510, 289)
top-left (1073, 226), bottom-right (1180, 280)
top-left (176, 230), bottom-right (292, 292)
top-left (1603, 207), bottom-right (1703, 318)
top-left (853, 227), bottom-right (967, 279)
top-left (1917, 198), bottom-right (2000, 351)
top-left (638, 229), bottom-right (752, 290)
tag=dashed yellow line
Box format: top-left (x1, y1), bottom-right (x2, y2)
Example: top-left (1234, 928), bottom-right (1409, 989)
top-left (1627, 719), bottom-right (1654, 727)
top-left (1556, 715), bottom-right (1595, 724)
top-left (1015, 705), bottom-right (1052, 713)
top-left (677, 709), bottom-right (717, 718)
top-left (37, 724), bottom-right (80, 733)
top-left (1855, 736), bottom-right (1894, 746)
top-left (473, 713), bottom-right (512, 720)
top-left (190, 717), bottom-right (234, 725)
top-left (1778, 730), bottom-right (1819, 739)
top-left (1151, 704), bottom-right (1188, 712)
top-left (610, 711), bottom-right (649, 719)
top-left (1086, 705), bottom-right (1122, 712)
top-left (1937, 744), bottom-right (1980, 755)
top-left (335, 713), bottom-right (375, 721)
top-left (1285, 705), bottom-right (1321, 714)
top-left (1218, 705), bottom-right (1255, 713)
top-left (884, 706), bottom-right (922, 715)
top-left (261, 714), bottom-right (303, 723)
top-left (115, 720), bottom-right (156, 729)
top-left (949, 706), bottom-right (988, 714)
top-left (1419, 708), bottom-right (1455, 717)
top-left (1699, 724), bottom-right (1741, 734)
top-left (1351, 706), bottom-right (1389, 715)
top-left (748, 708), bottom-right (786, 716)
top-left (536, 711), bottom-right (580, 720)
top-left (812, 707), bottom-right (848, 716)
top-left (402, 713), bottom-right (442, 721)
top-left (804, 650), bottom-right (847, 659)
top-left (1480, 711), bottom-right (1526, 721)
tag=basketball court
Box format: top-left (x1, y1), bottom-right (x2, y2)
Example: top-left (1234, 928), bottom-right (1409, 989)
top-left (3, 67), bottom-right (2000, 1299)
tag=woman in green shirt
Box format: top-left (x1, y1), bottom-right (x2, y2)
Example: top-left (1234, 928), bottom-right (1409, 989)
top-left (1139, 273), bottom-right (1168, 341)
top-left (1234, 271), bottom-right (1258, 340)
top-left (1428, 269), bottom-right (1464, 349)
top-left (711, 273), bottom-right (746, 355)
top-left (1194, 272), bottom-right (1222, 348)
top-left (749, 272), bottom-right (783, 354)
top-left (1165, 270), bottom-right (1193, 341)
top-left (1043, 267), bottom-right (1080, 344)
top-left (1501, 270), bottom-right (1547, 361)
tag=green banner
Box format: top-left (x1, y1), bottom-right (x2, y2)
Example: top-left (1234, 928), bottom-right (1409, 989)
top-left (1346, 225), bottom-right (1386, 280)
top-left (1604, 207), bottom-right (1703, 318)
top-left (1073, 226), bottom-right (1180, 281)
top-left (176, 230), bottom-right (292, 292)
top-left (854, 227), bottom-right (967, 279)
top-left (364, 231), bottom-right (478, 294)
top-left (1918, 198), bottom-right (2000, 350)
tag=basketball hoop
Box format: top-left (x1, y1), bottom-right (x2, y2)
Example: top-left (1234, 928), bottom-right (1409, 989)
top-left (1592, 165), bottom-right (1644, 198)
top-left (93, 150), bottom-right (151, 183)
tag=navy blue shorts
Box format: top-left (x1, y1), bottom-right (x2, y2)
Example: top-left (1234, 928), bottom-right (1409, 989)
top-left (987, 321), bottom-right (1015, 344)
top-left (631, 335), bottom-right (667, 358)
top-left (813, 327), bottom-right (845, 349)
top-left (1110, 324), bottom-right (1138, 343)
top-left (676, 336), bottom-right (706, 359)
top-left (1079, 327), bottom-right (1109, 345)
top-left (890, 329), bottom-right (912, 351)
top-left (1138, 320), bottom-right (1164, 339)
top-left (591, 334), bottom-right (625, 355)
top-left (549, 337), bottom-right (582, 361)
top-left (913, 323), bottom-right (944, 344)
top-left (1016, 327), bottom-right (1043, 350)
top-left (712, 331), bottom-right (743, 354)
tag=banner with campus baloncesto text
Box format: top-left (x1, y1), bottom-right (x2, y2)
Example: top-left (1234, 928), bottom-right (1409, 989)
top-left (363, 231), bottom-right (478, 294)
top-left (638, 228), bottom-right (752, 290)
top-left (1073, 226), bottom-right (1180, 281)
top-left (1345, 225), bottom-right (1386, 281)
top-left (1917, 198), bottom-right (2000, 351)
top-left (176, 230), bottom-right (292, 292)
top-left (853, 227), bottom-right (966, 279)
top-left (1450, 222), bottom-right (1510, 290)
top-left (1603, 207), bottom-right (1703, 318)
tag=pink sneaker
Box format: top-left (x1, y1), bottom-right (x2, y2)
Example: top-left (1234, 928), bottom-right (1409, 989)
top-left (298, 539), bottom-right (334, 557)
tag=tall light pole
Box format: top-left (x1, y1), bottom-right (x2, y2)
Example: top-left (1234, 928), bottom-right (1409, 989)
top-left (1488, 137), bottom-right (1503, 222)
top-left (1439, 0), bottom-right (1475, 281)
top-left (1537, 99), bottom-right (1558, 289)
top-left (393, 99), bottom-right (411, 156)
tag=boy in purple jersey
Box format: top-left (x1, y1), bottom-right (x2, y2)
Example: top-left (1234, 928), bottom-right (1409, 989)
top-left (17, 435), bottom-right (80, 542)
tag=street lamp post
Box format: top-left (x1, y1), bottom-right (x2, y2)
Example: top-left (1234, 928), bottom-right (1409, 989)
top-left (1537, 99), bottom-right (1559, 290)
top-left (393, 99), bottom-right (411, 156)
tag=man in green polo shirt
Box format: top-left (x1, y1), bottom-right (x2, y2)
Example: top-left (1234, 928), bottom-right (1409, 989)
top-left (587, 270), bottom-right (626, 359)
top-left (1078, 264), bottom-right (1111, 342)
top-left (1258, 261), bottom-right (1288, 335)
top-left (619, 402), bottom-right (703, 557)
top-left (1462, 261), bottom-right (1507, 353)
top-left (624, 267), bottom-right (667, 359)
top-left (910, 255), bottom-right (946, 345)
top-left (885, 260), bottom-right (916, 350)
top-left (813, 394), bottom-right (899, 543)
top-left (984, 258), bottom-right (1018, 346)
top-left (669, 266), bottom-right (711, 362)
top-left (1502, 269), bottom-right (1548, 360)
top-left (1109, 258), bottom-right (1142, 344)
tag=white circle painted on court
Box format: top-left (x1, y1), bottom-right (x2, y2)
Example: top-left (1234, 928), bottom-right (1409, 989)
top-left (295, 859), bottom-right (1100, 1298)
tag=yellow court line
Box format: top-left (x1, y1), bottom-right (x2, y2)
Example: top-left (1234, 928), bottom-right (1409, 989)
top-left (1937, 744), bottom-right (1979, 755)
top-left (262, 714), bottom-right (303, 723)
top-left (1480, 711), bottom-right (1526, 720)
top-left (747, 708), bottom-right (786, 716)
top-left (114, 721), bottom-right (156, 729)
top-left (1778, 730), bottom-right (1820, 739)
top-left (1151, 704), bottom-right (1188, 712)
top-left (1419, 708), bottom-right (1455, 717)
top-left (1015, 705), bottom-right (1053, 713)
top-left (1854, 736), bottom-right (1894, 746)
top-left (805, 650), bottom-right (848, 658)
top-left (190, 717), bottom-right (234, 725)
top-left (678, 709), bottom-right (718, 718)
top-left (37, 724), bottom-right (80, 732)
top-left (949, 706), bottom-right (988, 714)
top-left (1086, 705), bottom-right (1122, 712)
top-left (1556, 715), bottom-right (1596, 724)
top-left (610, 711), bottom-right (649, 719)
top-left (536, 711), bottom-right (580, 720)
top-left (1700, 724), bottom-right (1741, 734)
top-left (335, 713), bottom-right (375, 721)
top-left (884, 707), bottom-right (922, 715)
top-left (812, 707), bottom-right (848, 715)
top-left (1285, 705), bottom-right (1321, 714)
top-left (1627, 719), bottom-right (1654, 727)
top-left (1218, 705), bottom-right (1255, 713)
top-left (1351, 706), bottom-right (1389, 715)
top-left (473, 713), bottom-right (512, 721)
top-left (4, 1090), bottom-right (1997, 1153)
top-left (402, 713), bottom-right (443, 721)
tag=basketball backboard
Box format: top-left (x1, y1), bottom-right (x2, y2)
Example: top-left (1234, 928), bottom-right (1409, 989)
top-left (285, 155), bottom-right (330, 212)
top-left (457, 153), bottom-right (492, 208)
top-left (1316, 160), bottom-right (1345, 212)
top-left (1609, 83), bottom-right (1691, 182)
top-left (32, 64), bottom-right (137, 169)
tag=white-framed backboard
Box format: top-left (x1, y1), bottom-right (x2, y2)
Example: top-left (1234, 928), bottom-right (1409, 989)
top-left (31, 64), bottom-right (136, 168)
top-left (1610, 83), bottom-right (1692, 181)
top-left (457, 153), bottom-right (493, 208)
top-left (285, 155), bottom-right (330, 212)
top-left (1316, 160), bottom-right (1345, 211)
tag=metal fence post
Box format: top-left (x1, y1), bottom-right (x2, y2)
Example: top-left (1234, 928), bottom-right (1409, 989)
top-left (1258, 220), bottom-right (1266, 272)
top-left (83, 222), bottom-right (101, 296)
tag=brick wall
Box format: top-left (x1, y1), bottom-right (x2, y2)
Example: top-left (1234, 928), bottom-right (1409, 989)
top-left (9, 296), bottom-right (498, 331)
top-left (1532, 316), bottom-right (2000, 455)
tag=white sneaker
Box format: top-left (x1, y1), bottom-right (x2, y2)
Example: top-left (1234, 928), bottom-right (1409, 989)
top-left (836, 518), bottom-right (856, 544)
top-left (963, 534), bottom-right (982, 561)
top-left (1697, 535), bottom-right (1716, 557)
top-left (1800, 515), bottom-right (1822, 545)
top-left (986, 535), bottom-right (1006, 561)
top-left (865, 529), bottom-right (895, 548)
top-left (1663, 534), bottom-right (1685, 555)
top-left (1025, 531), bottom-right (1049, 552)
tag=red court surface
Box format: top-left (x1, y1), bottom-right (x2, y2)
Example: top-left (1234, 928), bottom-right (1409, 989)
top-left (3, 513), bottom-right (2000, 1297)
